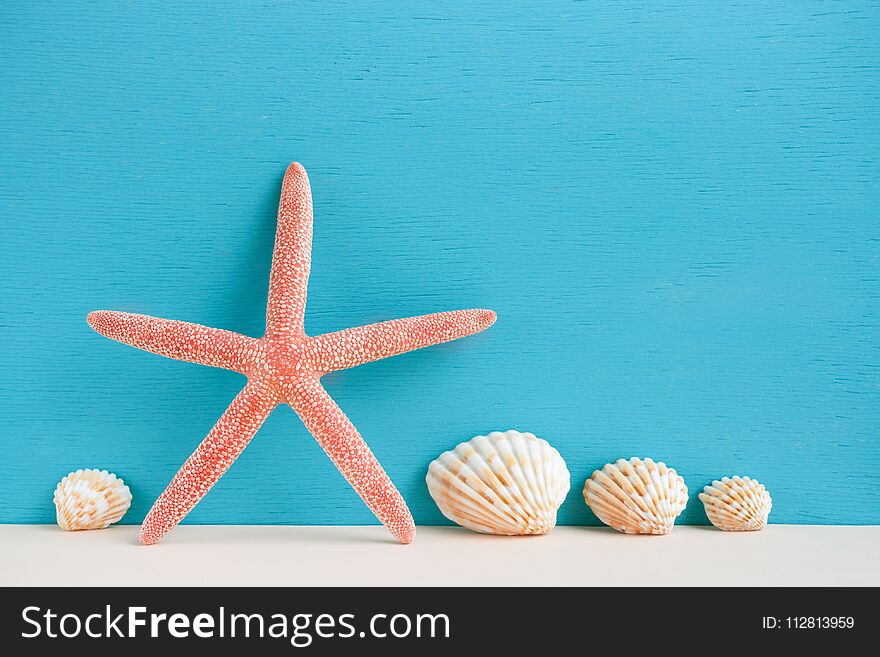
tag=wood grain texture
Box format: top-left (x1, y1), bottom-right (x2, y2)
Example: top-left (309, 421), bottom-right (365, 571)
top-left (0, 1), bottom-right (877, 526)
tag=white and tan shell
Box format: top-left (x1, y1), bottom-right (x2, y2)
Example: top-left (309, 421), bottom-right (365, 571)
top-left (426, 430), bottom-right (571, 535)
top-left (699, 476), bottom-right (771, 531)
top-left (583, 457), bottom-right (688, 535)
top-left (53, 469), bottom-right (132, 531)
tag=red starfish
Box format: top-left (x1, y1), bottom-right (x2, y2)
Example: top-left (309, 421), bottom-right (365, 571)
top-left (87, 163), bottom-right (496, 545)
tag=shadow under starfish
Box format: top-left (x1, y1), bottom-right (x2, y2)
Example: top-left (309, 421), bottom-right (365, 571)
top-left (87, 163), bottom-right (496, 545)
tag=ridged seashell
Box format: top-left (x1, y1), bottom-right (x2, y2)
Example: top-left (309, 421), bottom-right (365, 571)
top-left (53, 469), bottom-right (132, 531)
top-left (699, 476), bottom-right (771, 531)
top-left (583, 457), bottom-right (688, 535)
top-left (426, 430), bottom-right (571, 535)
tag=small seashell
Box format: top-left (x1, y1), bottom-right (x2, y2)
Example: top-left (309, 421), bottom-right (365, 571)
top-left (699, 476), bottom-right (771, 531)
top-left (426, 430), bottom-right (571, 535)
top-left (54, 469), bottom-right (132, 531)
top-left (583, 457), bottom-right (688, 535)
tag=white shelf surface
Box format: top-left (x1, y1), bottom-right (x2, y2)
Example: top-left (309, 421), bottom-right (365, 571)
top-left (1, 524), bottom-right (877, 586)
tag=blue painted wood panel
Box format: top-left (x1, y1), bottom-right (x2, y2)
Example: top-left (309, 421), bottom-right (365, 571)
top-left (1, 1), bottom-right (877, 526)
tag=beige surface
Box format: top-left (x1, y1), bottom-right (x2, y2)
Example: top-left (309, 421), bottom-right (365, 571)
top-left (1, 524), bottom-right (877, 586)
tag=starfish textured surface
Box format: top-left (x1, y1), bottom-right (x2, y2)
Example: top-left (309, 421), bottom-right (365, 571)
top-left (87, 163), bottom-right (496, 545)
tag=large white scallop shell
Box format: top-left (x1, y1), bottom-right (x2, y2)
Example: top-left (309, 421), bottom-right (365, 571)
top-left (426, 430), bottom-right (571, 535)
top-left (583, 457), bottom-right (688, 535)
top-left (699, 476), bottom-right (771, 531)
top-left (53, 469), bottom-right (132, 531)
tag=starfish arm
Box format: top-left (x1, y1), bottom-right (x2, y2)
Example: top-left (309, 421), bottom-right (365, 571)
top-left (265, 162), bottom-right (313, 340)
top-left (87, 310), bottom-right (255, 373)
top-left (309, 308), bottom-right (496, 373)
top-left (139, 383), bottom-right (278, 545)
top-left (287, 377), bottom-right (416, 544)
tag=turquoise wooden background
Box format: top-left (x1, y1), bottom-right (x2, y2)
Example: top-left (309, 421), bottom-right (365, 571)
top-left (1, 2), bottom-right (877, 526)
